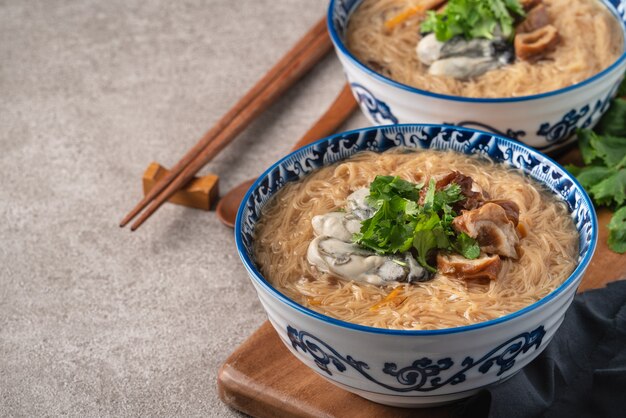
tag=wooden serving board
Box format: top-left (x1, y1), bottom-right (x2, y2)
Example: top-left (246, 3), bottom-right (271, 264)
top-left (218, 148), bottom-right (626, 418)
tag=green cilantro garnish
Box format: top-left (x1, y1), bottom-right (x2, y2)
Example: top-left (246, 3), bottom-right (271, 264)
top-left (453, 232), bottom-right (481, 259)
top-left (366, 175), bottom-right (422, 206)
top-left (608, 207), bottom-right (626, 253)
top-left (565, 81), bottom-right (626, 253)
top-left (570, 130), bottom-right (626, 207)
top-left (353, 176), bottom-right (480, 272)
top-left (421, 0), bottom-right (526, 42)
top-left (595, 96), bottom-right (626, 136)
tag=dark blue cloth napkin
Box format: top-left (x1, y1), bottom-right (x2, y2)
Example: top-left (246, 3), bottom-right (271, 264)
top-left (455, 280), bottom-right (626, 418)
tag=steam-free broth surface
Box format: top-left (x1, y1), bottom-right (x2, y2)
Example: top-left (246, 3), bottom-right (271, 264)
top-left (253, 149), bottom-right (578, 330)
top-left (346, 0), bottom-right (623, 98)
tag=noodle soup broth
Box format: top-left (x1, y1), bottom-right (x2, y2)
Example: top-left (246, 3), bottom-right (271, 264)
top-left (253, 149), bottom-right (579, 331)
top-left (346, 0), bottom-right (624, 98)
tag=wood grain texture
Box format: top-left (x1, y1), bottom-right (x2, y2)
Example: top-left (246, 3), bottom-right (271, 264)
top-left (142, 163), bottom-right (219, 211)
top-left (218, 146), bottom-right (625, 418)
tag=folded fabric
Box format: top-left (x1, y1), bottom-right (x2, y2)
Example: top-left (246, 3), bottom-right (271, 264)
top-left (455, 280), bottom-right (626, 418)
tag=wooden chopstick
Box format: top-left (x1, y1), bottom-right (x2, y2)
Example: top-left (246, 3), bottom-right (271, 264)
top-left (120, 16), bottom-right (331, 228)
top-left (128, 22), bottom-right (333, 231)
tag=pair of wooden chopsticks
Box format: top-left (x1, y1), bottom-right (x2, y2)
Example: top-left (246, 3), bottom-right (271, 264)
top-left (120, 17), bottom-right (332, 230)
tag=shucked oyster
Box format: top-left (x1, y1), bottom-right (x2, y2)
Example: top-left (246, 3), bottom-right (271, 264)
top-left (307, 189), bottom-right (428, 285)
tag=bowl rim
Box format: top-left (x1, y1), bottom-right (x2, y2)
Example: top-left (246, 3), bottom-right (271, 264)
top-left (326, 0), bottom-right (626, 104)
top-left (235, 124), bottom-right (598, 336)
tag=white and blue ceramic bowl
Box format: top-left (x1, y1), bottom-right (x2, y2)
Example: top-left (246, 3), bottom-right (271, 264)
top-left (328, 0), bottom-right (626, 152)
top-left (235, 125), bottom-right (597, 407)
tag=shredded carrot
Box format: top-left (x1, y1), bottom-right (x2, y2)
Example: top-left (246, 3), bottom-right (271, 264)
top-left (384, 5), bottom-right (425, 31)
top-left (307, 297), bottom-right (323, 306)
top-left (370, 287), bottom-right (405, 311)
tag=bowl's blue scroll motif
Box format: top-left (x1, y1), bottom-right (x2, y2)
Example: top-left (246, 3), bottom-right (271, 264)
top-left (536, 79), bottom-right (623, 147)
top-left (287, 324), bottom-right (546, 392)
top-left (444, 120), bottom-right (527, 142)
top-left (350, 83), bottom-right (399, 125)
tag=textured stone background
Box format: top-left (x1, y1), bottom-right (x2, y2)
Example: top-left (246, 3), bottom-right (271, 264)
top-left (0, 1), bottom-right (369, 416)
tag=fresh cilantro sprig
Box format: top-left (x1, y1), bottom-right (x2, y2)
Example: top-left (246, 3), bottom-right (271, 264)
top-left (608, 207), bottom-right (626, 253)
top-left (565, 84), bottom-right (626, 254)
top-left (421, 0), bottom-right (525, 42)
top-left (567, 130), bottom-right (626, 206)
top-left (353, 176), bottom-right (480, 272)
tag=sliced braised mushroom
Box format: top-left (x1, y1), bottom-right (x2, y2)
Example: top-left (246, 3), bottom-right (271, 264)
top-left (515, 24), bottom-right (559, 60)
top-left (452, 203), bottom-right (520, 259)
top-left (437, 253), bottom-right (502, 281)
top-left (516, 4), bottom-right (550, 34)
top-left (489, 199), bottom-right (520, 226)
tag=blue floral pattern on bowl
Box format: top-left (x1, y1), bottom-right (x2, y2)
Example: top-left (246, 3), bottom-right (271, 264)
top-left (444, 120), bottom-right (527, 141)
top-left (350, 83), bottom-right (399, 124)
top-left (536, 78), bottom-right (623, 147)
top-left (287, 324), bottom-right (545, 392)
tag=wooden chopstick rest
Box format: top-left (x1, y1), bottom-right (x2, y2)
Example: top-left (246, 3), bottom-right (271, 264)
top-left (142, 162), bottom-right (219, 211)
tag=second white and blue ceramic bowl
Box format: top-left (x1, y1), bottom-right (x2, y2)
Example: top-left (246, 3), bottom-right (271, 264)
top-left (235, 125), bottom-right (597, 407)
top-left (328, 0), bottom-right (626, 152)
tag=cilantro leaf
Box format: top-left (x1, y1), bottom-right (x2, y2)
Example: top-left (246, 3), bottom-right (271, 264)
top-left (423, 178), bottom-right (436, 210)
top-left (503, 0), bottom-right (525, 15)
top-left (412, 213), bottom-right (440, 273)
top-left (355, 178), bottom-right (422, 254)
top-left (453, 233), bottom-right (481, 259)
top-left (564, 164), bottom-right (582, 177)
top-left (487, 0), bottom-right (515, 38)
top-left (596, 98), bottom-right (626, 137)
top-left (578, 128), bottom-right (626, 168)
top-left (590, 134), bottom-right (626, 168)
top-left (353, 176), bottom-right (480, 271)
top-left (570, 83), bottom-right (626, 254)
top-left (589, 169), bottom-right (626, 206)
top-left (608, 206), bottom-right (626, 253)
top-left (577, 129), bottom-right (598, 165)
top-left (570, 166), bottom-right (616, 190)
top-left (367, 176), bottom-right (422, 208)
top-left (434, 183), bottom-right (463, 214)
top-left (421, 0), bottom-right (525, 42)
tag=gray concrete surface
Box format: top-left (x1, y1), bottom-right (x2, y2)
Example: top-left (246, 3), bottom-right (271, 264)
top-left (0, 1), bottom-right (369, 416)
